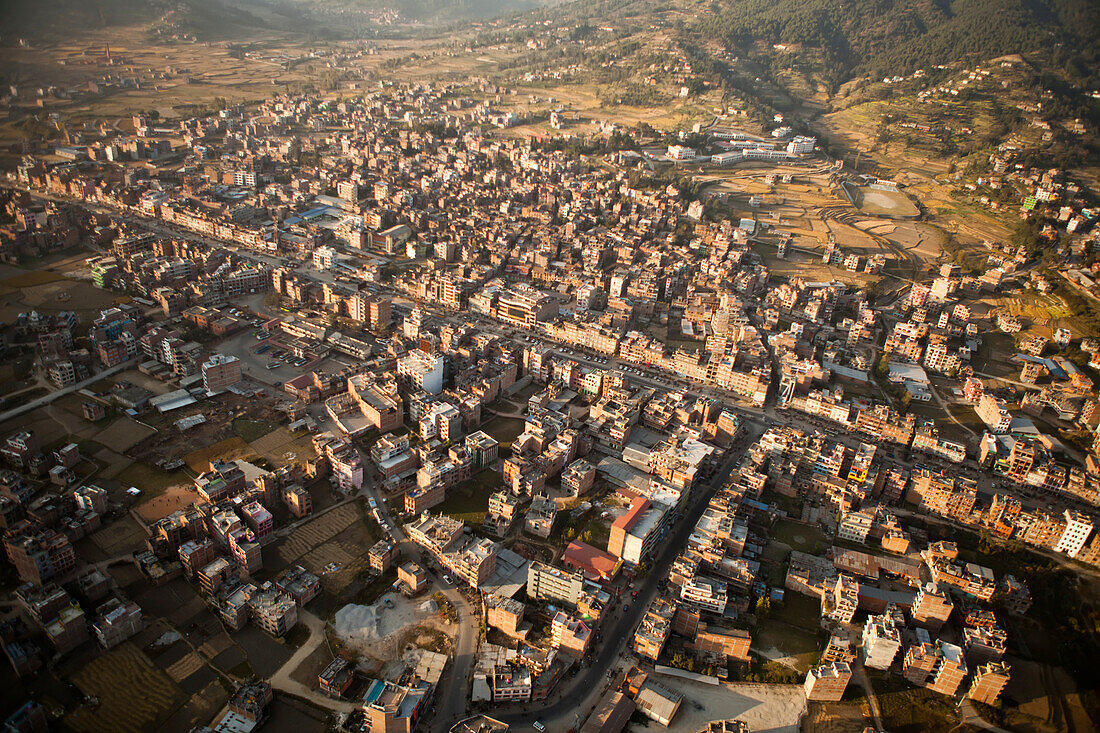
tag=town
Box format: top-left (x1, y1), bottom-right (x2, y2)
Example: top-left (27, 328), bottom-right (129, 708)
top-left (0, 53), bottom-right (1097, 733)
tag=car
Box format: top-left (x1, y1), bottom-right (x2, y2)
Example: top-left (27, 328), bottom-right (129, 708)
top-left (533, 723), bottom-right (546, 732)
top-left (442, 574), bottom-right (453, 584)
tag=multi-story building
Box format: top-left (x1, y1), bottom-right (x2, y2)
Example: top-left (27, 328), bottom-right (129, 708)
top-left (527, 562), bottom-right (584, 607)
top-left (550, 611), bottom-right (592, 657)
top-left (968, 662), bottom-right (1011, 705)
top-left (861, 606), bottom-right (904, 670)
top-left (804, 662), bottom-right (851, 701)
top-left (1055, 511), bottom-right (1094, 557)
top-left (368, 539), bottom-right (399, 574)
top-left (903, 638), bottom-right (967, 696)
top-left (397, 349), bottom-right (444, 394)
top-left (201, 354), bottom-right (242, 394)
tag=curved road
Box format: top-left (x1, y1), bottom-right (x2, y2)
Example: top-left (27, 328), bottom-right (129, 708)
top-left (495, 418), bottom-right (767, 731)
top-left (360, 481), bottom-right (478, 732)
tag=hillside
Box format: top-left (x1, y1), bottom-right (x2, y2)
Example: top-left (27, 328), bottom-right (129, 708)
top-left (508, 0), bottom-right (1100, 89)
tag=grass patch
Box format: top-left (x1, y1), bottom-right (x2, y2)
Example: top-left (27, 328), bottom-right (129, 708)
top-left (233, 418), bottom-right (278, 443)
top-left (771, 518), bottom-right (828, 554)
top-left (875, 678), bottom-right (959, 733)
top-left (480, 415), bottom-right (526, 448)
top-left (770, 590), bottom-right (824, 631)
top-left (282, 623), bottom-right (312, 650)
top-left (436, 469), bottom-right (501, 524)
top-left (753, 620), bottom-right (823, 674)
top-left (354, 567), bottom-right (398, 606)
top-left (115, 461), bottom-right (189, 500)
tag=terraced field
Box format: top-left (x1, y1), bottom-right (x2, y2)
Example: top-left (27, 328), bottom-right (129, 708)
top-left (64, 643), bottom-right (185, 733)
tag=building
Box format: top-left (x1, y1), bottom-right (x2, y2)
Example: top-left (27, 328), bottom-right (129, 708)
top-left (861, 607), bottom-right (903, 669)
top-left (634, 679), bottom-right (683, 726)
top-left (968, 662), bottom-right (1011, 704)
top-left (486, 594), bottom-right (528, 639)
top-left (248, 586), bottom-right (298, 637)
top-left (903, 636), bottom-right (968, 696)
top-left (92, 598), bottom-right (143, 649)
top-left (5, 529), bottom-right (76, 586)
top-left (201, 354), bottom-right (242, 394)
top-left (527, 562), bottom-right (584, 607)
top-left (804, 662), bottom-right (851, 701)
top-left (1055, 511), bottom-right (1094, 558)
top-left (397, 561), bottom-right (429, 596)
top-left (911, 583), bottom-right (954, 631)
top-left (275, 565), bottom-right (321, 606)
top-left (318, 656), bottom-right (354, 697)
top-left (550, 611), bottom-right (592, 657)
top-left (607, 496), bottom-right (668, 565)
top-left (365, 680), bottom-right (431, 733)
top-left (398, 349), bottom-right (444, 394)
top-left (368, 539), bottom-right (399, 574)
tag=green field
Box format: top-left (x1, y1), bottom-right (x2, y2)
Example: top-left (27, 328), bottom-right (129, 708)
top-left (436, 469), bottom-right (501, 524)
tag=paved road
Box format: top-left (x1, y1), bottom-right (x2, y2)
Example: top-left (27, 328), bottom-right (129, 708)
top-left (0, 359), bottom-right (133, 426)
top-left (495, 418), bottom-right (767, 731)
top-left (358, 481), bottom-right (478, 732)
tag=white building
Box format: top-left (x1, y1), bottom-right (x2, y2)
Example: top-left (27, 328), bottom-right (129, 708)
top-left (861, 607), bottom-right (904, 669)
top-left (397, 350), bottom-right (444, 394)
top-left (667, 145), bottom-right (695, 161)
top-left (1055, 511), bottom-right (1094, 557)
top-left (838, 510), bottom-right (873, 544)
top-left (313, 246), bottom-right (337, 270)
top-left (786, 136), bottom-right (816, 155)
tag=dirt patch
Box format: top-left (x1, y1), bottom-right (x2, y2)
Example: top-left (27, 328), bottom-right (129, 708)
top-left (88, 516), bottom-right (147, 558)
top-left (134, 484), bottom-right (198, 523)
top-left (248, 426), bottom-right (314, 465)
top-left (97, 417), bottom-right (158, 452)
top-left (183, 436), bottom-right (258, 473)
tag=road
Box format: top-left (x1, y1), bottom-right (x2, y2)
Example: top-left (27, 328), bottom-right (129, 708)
top-left (359, 481), bottom-right (478, 732)
top-left (268, 609), bottom-right (360, 714)
top-left (495, 417), bottom-right (768, 731)
top-left (0, 358), bottom-right (134, 426)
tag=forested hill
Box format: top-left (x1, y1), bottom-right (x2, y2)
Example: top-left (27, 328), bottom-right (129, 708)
top-left (525, 0), bottom-right (1100, 89)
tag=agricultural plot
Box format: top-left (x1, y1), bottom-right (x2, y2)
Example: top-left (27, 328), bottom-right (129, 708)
top-left (64, 643), bottom-right (186, 733)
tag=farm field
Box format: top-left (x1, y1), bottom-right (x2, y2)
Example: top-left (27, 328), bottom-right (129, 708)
top-left (63, 643), bottom-right (187, 733)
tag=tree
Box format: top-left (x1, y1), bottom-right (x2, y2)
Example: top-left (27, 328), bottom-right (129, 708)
top-left (755, 597), bottom-right (771, 620)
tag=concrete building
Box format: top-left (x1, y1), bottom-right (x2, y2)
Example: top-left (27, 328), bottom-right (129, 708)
top-left (1055, 511), bottom-right (1094, 557)
top-left (201, 354), bottom-right (242, 394)
top-left (861, 606), bottom-right (903, 670)
top-left (968, 662), bottom-right (1011, 704)
top-left (804, 662), bottom-right (851, 701)
top-left (527, 562), bottom-right (584, 607)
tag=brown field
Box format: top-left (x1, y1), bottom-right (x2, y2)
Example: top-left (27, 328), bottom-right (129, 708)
top-left (0, 277), bottom-right (125, 323)
top-left (63, 642), bottom-right (186, 733)
top-left (96, 417), bottom-right (158, 453)
top-left (87, 515), bottom-right (148, 558)
top-left (183, 436), bottom-right (258, 473)
top-left (248, 426), bottom-right (314, 465)
top-left (0, 270), bottom-right (68, 288)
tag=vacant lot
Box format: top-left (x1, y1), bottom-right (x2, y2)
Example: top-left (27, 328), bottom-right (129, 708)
top-left (64, 642), bottom-right (186, 733)
top-left (97, 416), bottom-right (158, 452)
top-left (183, 436), bottom-right (258, 473)
top-left (436, 469), bottom-right (500, 525)
top-left (480, 416), bottom-right (526, 447)
top-left (771, 518), bottom-right (828, 555)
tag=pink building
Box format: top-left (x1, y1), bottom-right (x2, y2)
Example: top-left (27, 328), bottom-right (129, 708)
top-left (240, 501), bottom-right (274, 538)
